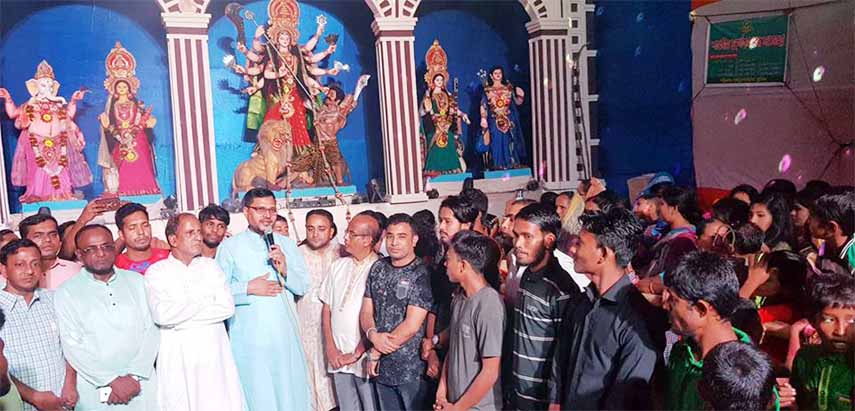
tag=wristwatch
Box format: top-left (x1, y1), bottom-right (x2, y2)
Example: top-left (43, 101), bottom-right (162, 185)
top-left (431, 334), bottom-right (441, 350)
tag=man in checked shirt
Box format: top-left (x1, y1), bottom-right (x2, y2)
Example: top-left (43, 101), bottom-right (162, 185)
top-left (0, 239), bottom-right (77, 410)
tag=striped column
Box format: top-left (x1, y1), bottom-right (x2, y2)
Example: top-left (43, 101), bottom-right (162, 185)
top-left (527, 23), bottom-right (578, 190)
top-left (372, 18), bottom-right (427, 204)
top-left (162, 12), bottom-right (219, 211)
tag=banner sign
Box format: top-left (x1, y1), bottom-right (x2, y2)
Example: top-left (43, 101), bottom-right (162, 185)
top-left (706, 15), bottom-right (788, 84)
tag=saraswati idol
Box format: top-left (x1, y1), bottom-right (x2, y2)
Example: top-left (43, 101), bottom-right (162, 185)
top-left (0, 60), bottom-right (93, 203)
top-left (98, 42), bottom-right (160, 196)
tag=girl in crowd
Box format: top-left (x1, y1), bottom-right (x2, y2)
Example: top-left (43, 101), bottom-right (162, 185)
top-left (729, 184), bottom-right (759, 205)
top-left (642, 186), bottom-right (702, 279)
top-left (750, 192), bottom-right (794, 252)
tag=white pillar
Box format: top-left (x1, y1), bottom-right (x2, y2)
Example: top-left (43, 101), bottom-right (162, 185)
top-left (161, 12), bottom-right (219, 211)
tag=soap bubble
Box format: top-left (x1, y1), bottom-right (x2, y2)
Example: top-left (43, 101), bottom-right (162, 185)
top-left (634, 46), bottom-right (642, 57)
top-left (636, 12), bottom-right (644, 22)
top-left (595, 6), bottom-right (605, 16)
top-left (748, 37), bottom-right (760, 49)
top-left (812, 66), bottom-right (826, 82)
top-left (734, 108), bottom-right (747, 125)
top-left (778, 154), bottom-right (792, 173)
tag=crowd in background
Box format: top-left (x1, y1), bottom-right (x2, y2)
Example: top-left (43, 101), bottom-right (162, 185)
top-left (0, 173), bottom-right (851, 411)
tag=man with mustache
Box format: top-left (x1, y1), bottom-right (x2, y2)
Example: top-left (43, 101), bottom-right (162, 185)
top-left (215, 188), bottom-right (311, 411)
top-left (145, 214), bottom-right (244, 411)
top-left (198, 204), bottom-right (231, 258)
top-left (507, 203), bottom-right (574, 410)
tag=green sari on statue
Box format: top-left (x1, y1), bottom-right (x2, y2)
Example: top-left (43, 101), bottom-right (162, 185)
top-left (421, 88), bottom-right (464, 175)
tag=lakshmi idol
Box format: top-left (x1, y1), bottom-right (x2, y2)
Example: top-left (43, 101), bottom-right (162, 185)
top-left (420, 40), bottom-right (469, 176)
top-left (0, 60), bottom-right (93, 203)
top-left (97, 42), bottom-right (160, 195)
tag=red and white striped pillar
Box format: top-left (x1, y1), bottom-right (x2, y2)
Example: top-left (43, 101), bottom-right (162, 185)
top-left (371, 17), bottom-right (427, 204)
top-left (161, 11), bottom-right (219, 211)
top-left (527, 21), bottom-right (578, 190)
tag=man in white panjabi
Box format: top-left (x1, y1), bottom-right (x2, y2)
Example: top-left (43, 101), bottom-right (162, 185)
top-left (297, 209), bottom-right (340, 411)
top-left (321, 213), bottom-right (381, 411)
top-left (145, 213), bottom-right (245, 411)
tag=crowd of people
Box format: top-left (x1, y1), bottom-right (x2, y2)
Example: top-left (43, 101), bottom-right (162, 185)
top-left (0, 174), bottom-right (851, 411)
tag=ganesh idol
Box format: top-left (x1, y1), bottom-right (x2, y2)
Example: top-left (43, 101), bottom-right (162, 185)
top-left (97, 42), bottom-right (160, 196)
top-left (0, 60), bottom-right (93, 203)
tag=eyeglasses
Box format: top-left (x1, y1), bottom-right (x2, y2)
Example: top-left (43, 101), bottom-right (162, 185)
top-left (247, 206), bottom-right (278, 215)
top-left (79, 244), bottom-right (117, 255)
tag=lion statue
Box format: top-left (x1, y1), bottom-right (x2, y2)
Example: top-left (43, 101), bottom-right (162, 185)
top-left (231, 120), bottom-right (313, 195)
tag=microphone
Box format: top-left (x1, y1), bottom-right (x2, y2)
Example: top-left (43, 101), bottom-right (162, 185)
top-left (263, 229), bottom-right (284, 286)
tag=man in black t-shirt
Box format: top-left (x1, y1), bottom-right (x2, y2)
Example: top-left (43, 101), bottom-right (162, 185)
top-left (361, 214), bottom-right (434, 410)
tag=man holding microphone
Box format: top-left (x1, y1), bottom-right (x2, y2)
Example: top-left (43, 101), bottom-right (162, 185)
top-left (215, 188), bottom-right (311, 411)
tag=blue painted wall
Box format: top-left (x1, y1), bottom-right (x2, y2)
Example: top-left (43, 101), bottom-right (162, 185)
top-left (594, 1), bottom-right (694, 195)
top-left (415, 2), bottom-right (532, 177)
top-left (0, 2), bottom-right (174, 212)
top-left (207, 0), bottom-right (378, 201)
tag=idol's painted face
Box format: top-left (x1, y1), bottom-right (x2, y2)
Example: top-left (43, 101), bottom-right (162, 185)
top-left (278, 32), bottom-right (291, 47)
top-left (433, 75), bottom-right (445, 89)
top-left (36, 78), bottom-right (55, 97)
top-left (491, 69), bottom-right (503, 83)
top-left (115, 81), bottom-right (130, 97)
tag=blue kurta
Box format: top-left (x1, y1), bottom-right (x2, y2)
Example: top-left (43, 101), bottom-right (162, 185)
top-left (216, 230), bottom-right (311, 411)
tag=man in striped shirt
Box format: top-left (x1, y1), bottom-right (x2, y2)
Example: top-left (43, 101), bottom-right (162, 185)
top-left (507, 204), bottom-right (576, 410)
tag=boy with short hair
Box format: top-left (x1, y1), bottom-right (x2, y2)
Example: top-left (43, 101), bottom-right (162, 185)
top-left (790, 273), bottom-right (855, 411)
top-left (434, 231), bottom-right (504, 411)
top-left (809, 190), bottom-right (855, 275)
top-left (699, 341), bottom-right (776, 411)
top-left (662, 251), bottom-right (750, 411)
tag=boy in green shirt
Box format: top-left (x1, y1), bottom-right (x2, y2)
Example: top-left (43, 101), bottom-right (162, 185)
top-left (661, 251), bottom-right (746, 410)
top-left (809, 190), bottom-right (855, 275)
top-left (791, 273), bottom-right (855, 411)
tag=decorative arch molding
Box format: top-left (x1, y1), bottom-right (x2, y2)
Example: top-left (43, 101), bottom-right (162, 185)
top-left (155, 0), bottom-right (211, 14)
top-left (365, 0), bottom-right (421, 19)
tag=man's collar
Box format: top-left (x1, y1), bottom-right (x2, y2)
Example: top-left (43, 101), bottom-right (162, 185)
top-left (84, 267), bottom-right (119, 284)
top-left (0, 288), bottom-right (44, 310)
top-left (586, 274), bottom-right (634, 303)
top-left (526, 254), bottom-right (557, 281)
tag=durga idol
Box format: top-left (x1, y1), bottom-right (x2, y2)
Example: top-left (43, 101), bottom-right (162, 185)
top-left (0, 60), bottom-right (93, 203)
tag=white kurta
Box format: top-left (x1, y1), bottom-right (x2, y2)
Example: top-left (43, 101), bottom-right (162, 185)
top-left (298, 243), bottom-right (340, 411)
top-left (145, 255), bottom-right (246, 411)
